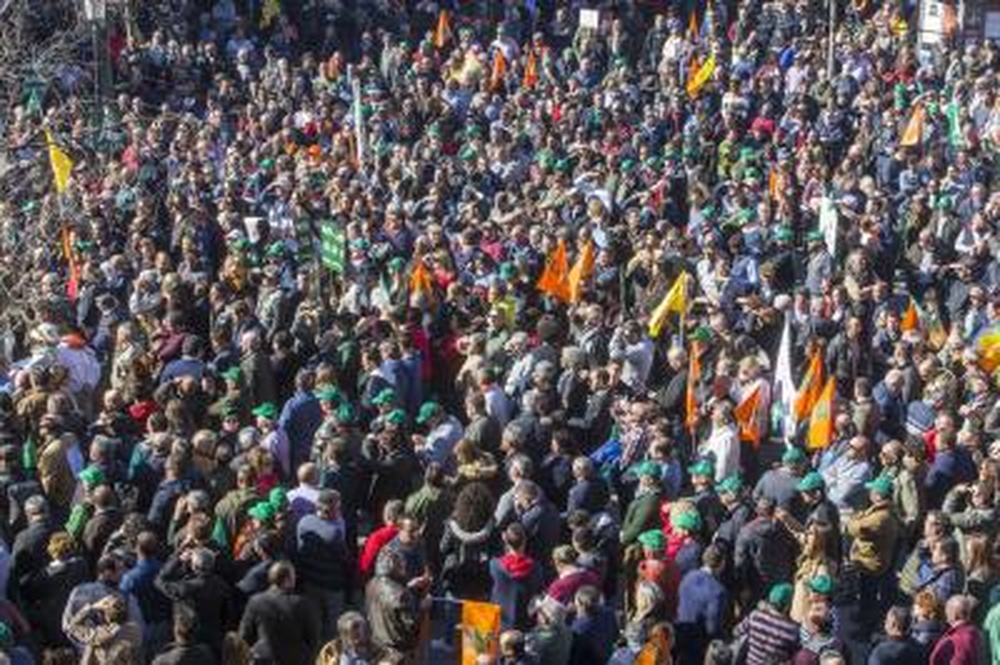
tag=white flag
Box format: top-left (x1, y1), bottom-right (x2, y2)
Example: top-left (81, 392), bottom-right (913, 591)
top-left (771, 313), bottom-right (796, 441)
top-left (819, 196), bottom-right (838, 259)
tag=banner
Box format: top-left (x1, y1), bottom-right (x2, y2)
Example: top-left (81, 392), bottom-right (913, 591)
top-left (461, 601), bottom-right (501, 665)
top-left (319, 222), bottom-right (345, 273)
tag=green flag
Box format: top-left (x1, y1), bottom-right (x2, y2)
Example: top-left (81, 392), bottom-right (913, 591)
top-left (22, 437), bottom-right (36, 472)
top-left (320, 221), bottom-right (346, 273)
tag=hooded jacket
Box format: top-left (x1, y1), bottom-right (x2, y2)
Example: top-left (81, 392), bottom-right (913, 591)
top-left (490, 551), bottom-right (543, 629)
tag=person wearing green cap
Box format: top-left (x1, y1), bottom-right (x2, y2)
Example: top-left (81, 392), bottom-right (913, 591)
top-left (253, 403), bottom-right (291, 478)
top-left (384, 408), bottom-right (408, 427)
top-left (847, 472), bottom-right (901, 621)
top-left (753, 446), bottom-right (809, 513)
top-left (732, 581), bottom-right (801, 664)
top-left (412, 401), bottom-right (463, 467)
top-left (715, 475), bottom-right (752, 550)
top-left (621, 461), bottom-right (663, 548)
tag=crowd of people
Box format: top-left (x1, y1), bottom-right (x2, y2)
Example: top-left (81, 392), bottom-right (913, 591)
top-left (2, 0), bottom-right (1000, 663)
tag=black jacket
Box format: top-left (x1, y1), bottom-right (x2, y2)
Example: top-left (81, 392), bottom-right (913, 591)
top-left (239, 587), bottom-right (322, 665)
top-left (155, 557), bottom-right (234, 651)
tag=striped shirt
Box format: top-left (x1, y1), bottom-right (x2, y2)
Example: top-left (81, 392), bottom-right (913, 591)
top-left (735, 606), bottom-right (801, 665)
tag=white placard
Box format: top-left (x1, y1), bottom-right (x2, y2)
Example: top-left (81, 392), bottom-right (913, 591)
top-left (580, 9), bottom-right (600, 29)
top-left (986, 11), bottom-right (1000, 39)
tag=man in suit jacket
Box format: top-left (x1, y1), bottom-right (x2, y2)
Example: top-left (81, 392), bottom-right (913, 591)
top-left (239, 561), bottom-right (321, 665)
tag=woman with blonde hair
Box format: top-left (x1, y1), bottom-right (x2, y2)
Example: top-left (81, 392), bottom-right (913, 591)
top-left (790, 521), bottom-right (839, 623)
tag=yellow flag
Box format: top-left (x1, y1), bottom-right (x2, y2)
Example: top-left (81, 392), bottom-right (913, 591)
top-left (461, 601), bottom-right (501, 665)
top-left (567, 241), bottom-right (595, 303)
top-left (260, 0), bottom-right (281, 29)
top-left (648, 272), bottom-right (689, 338)
top-left (900, 105), bottom-right (925, 147)
top-left (686, 53), bottom-right (716, 99)
top-left (45, 130), bottom-right (73, 194)
top-left (806, 377), bottom-right (837, 451)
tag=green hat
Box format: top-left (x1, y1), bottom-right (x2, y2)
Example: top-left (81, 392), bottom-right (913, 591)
top-left (459, 145), bottom-right (477, 162)
top-left (865, 475), bottom-right (894, 497)
top-left (671, 510), bottom-right (702, 532)
top-left (797, 471), bottom-right (825, 492)
top-left (252, 403), bottom-right (278, 420)
top-left (716, 475), bottom-right (743, 495)
top-left (221, 400), bottom-right (241, 418)
top-left (315, 386), bottom-right (342, 403)
top-left (806, 229), bottom-right (825, 243)
top-left (620, 158), bottom-right (637, 172)
top-left (220, 366), bottom-right (242, 382)
top-left (782, 447), bottom-right (807, 465)
top-left (372, 388), bottom-right (396, 407)
top-left (79, 465), bottom-right (105, 487)
top-left (554, 158), bottom-right (572, 174)
top-left (268, 487), bottom-right (288, 510)
top-left (335, 403), bottom-right (356, 424)
top-left (248, 500), bottom-right (276, 522)
top-left (259, 158), bottom-right (275, 170)
top-left (638, 529), bottom-right (666, 551)
top-left (387, 257), bottom-right (406, 273)
top-left (416, 401), bottom-right (441, 425)
top-left (265, 242), bottom-right (285, 258)
top-left (499, 262), bottom-right (517, 280)
top-left (768, 582), bottom-right (795, 610)
top-left (688, 326), bottom-right (712, 343)
top-left (385, 408), bottom-right (407, 426)
top-left (644, 156), bottom-right (664, 171)
top-left (808, 574), bottom-right (835, 596)
top-left (773, 226), bottom-right (794, 242)
top-left (688, 459), bottom-right (715, 478)
top-left (635, 460), bottom-right (662, 478)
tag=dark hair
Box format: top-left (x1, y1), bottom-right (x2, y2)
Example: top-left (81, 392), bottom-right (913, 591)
top-left (173, 605), bottom-right (199, 642)
top-left (451, 482), bottom-right (494, 532)
top-left (503, 523), bottom-right (526, 551)
top-left (268, 560), bottom-right (295, 588)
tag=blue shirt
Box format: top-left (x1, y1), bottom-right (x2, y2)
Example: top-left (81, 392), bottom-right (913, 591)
top-left (278, 390), bottom-right (322, 466)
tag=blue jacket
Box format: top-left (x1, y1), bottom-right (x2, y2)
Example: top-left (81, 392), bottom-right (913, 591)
top-left (279, 390), bottom-right (322, 467)
top-left (676, 568), bottom-right (729, 662)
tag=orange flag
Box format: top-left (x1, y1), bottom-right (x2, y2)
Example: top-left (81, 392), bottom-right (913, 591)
top-left (537, 239), bottom-right (571, 302)
top-left (900, 105), bottom-right (925, 147)
top-left (522, 49), bottom-right (539, 89)
top-left (688, 9), bottom-right (699, 41)
top-left (806, 377), bottom-right (837, 450)
top-left (687, 54), bottom-right (701, 85)
top-left (491, 49), bottom-right (508, 92)
top-left (434, 10), bottom-right (452, 49)
top-left (410, 260), bottom-right (434, 299)
top-left (900, 300), bottom-right (919, 332)
top-left (686, 343), bottom-right (702, 435)
top-left (461, 601), bottom-right (501, 665)
top-left (567, 241), bottom-right (595, 303)
top-left (794, 349), bottom-right (825, 421)
top-left (734, 385), bottom-right (762, 446)
top-left (942, 3), bottom-right (958, 38)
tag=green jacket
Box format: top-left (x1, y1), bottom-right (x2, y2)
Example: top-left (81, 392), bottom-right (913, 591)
top-left (621, 489), bottom-right (662, 546)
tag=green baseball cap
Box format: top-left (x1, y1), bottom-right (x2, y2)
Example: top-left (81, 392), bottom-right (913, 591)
top-left (268, 487), bottom-right (288, 510)
top-left (315, 386), bottom-right (342, 403)
top-left (773, 226), bottom-right (794, 242)
top-left (335, 403), bottom-right (356, 424)
top-left (768, 582), bottom-right (794, 610)
top-left (782, 447), bottom-right (807, 465)
top-left (798, 471), bottom-right (825, 492)
top-left (416, 401), bottom-right (441, 425)
top-left (716, 475), bottom-right (743, 495)
top-left (371, 388), bottom-right (396, 407)
top-left (635, 460), bottom-right (662, 478)
top-left (220, 366), bottom-right (242, 382)
top-left (671, 510), bottom-right (702, 532)
top-left (221, 401), bottom-right (241, 418)
top-left (79, 465), bottom-right (106, 487)
top-left (385, 409), bottom-right (407, 426)
top-left (688, 459), bottom-right (715, 478)
top-left (252, 403), bottom-right (277, 420)
top-left (865, 475), bottom-right (894, 497)
top-left (638, 529), bottom-right (666, 551)
top-left (808, 574), bottom-right (834, 596)
top-left (688, 326), bottom-right (712, 343)
top-left (806, 229), bottom-right (825, 243)
top-left (248, 500), bottom-right (276, 522)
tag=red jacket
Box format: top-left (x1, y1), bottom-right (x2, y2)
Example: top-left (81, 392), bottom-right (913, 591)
top-left (930, 622), bottom-right (987, 665)
top-left (358, 524), bottom-right (399, 578)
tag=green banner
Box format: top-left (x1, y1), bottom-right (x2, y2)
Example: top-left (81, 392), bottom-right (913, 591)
top-left (320, 221), bottom-right (346, 273)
